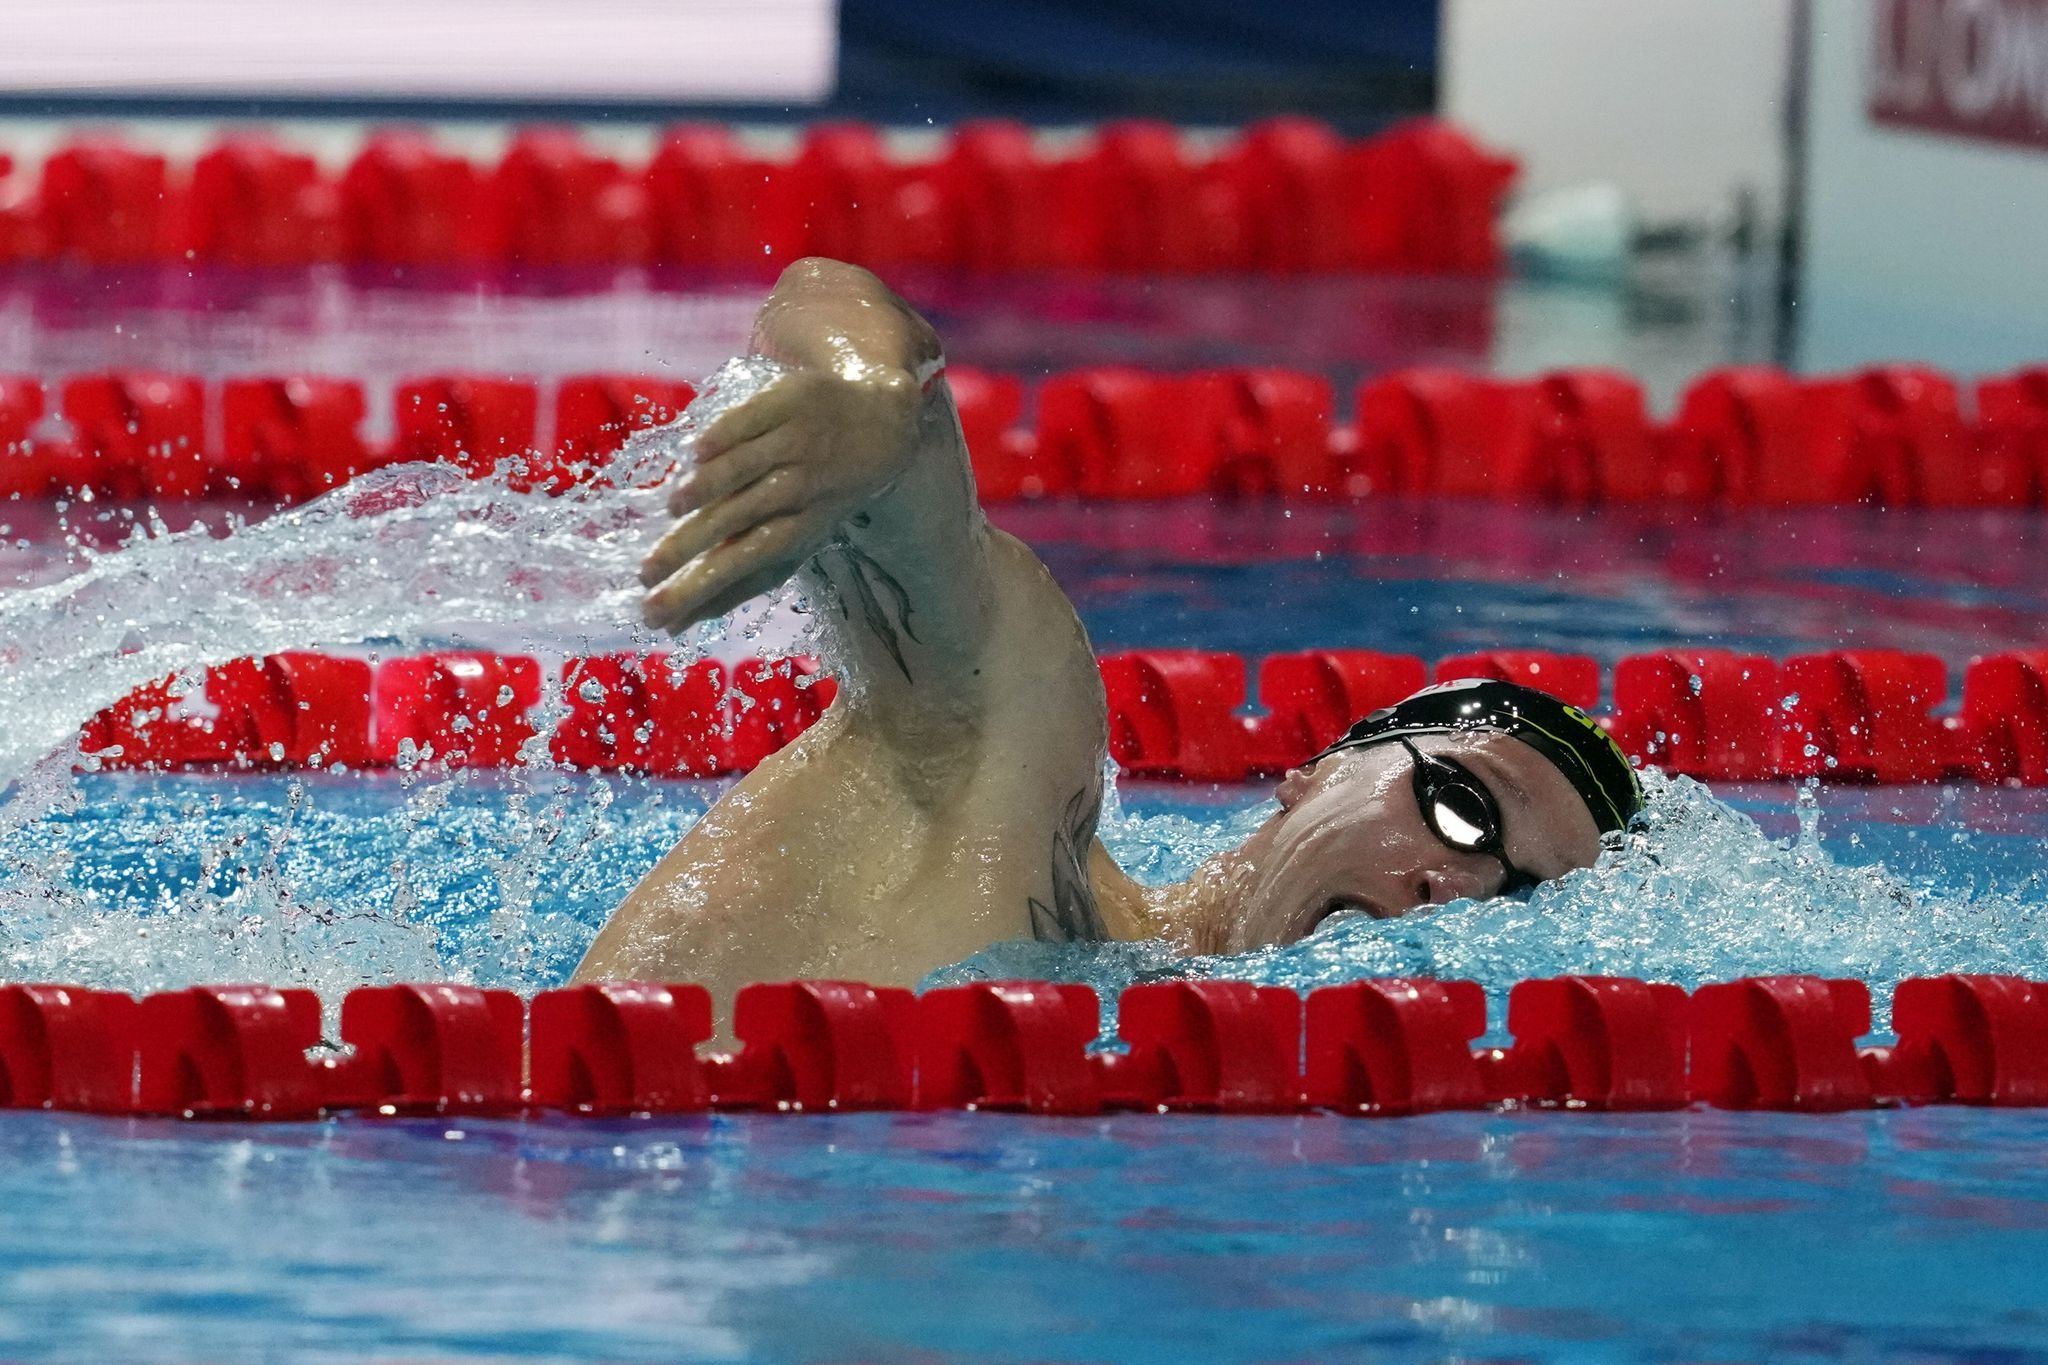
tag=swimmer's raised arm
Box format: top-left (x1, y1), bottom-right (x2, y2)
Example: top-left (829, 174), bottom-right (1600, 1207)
top-left (638, 257), bottom-right (1014, 754)
top-left (580, 259), bottom-right (1117, 1003)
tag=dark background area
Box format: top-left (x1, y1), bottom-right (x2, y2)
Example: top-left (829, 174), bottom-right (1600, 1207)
top-left (835, 0), bottom-right (1436, 126)
top-left (0, 0), bottom-right (1439, 126)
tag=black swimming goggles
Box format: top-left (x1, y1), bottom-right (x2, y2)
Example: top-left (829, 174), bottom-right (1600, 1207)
top-left (1397, 737), bottom-right (1539, 896)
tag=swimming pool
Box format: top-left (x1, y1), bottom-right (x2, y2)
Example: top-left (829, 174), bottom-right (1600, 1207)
top-left (3, 259), bottom-right (2046, 1360)
top-left (4, 1105), bottom-right (2047, 1363)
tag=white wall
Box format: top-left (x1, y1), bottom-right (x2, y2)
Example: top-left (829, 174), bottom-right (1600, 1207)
top-left (1798, 0), bottom-right (2048, 373)
top-left (1441, 0), bottom-right (1793, 227)
top-left (0, 0), bottom-right (838, 105)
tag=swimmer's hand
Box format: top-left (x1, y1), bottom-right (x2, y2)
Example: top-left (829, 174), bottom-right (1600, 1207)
top-left (638, 360), bottom-right (920, 633)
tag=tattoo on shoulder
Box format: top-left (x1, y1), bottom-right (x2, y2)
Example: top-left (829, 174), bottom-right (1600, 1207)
top-left (1029, 783), bottom-right (1107, 943)
top-left (811, 532), bottom-right (920, 683)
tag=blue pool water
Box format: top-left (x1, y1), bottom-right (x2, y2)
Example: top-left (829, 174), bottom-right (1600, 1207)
top-left (1016, 500), bottom-right (2048, 671)
top-left (4, 1107), bottom-right (2047, 1362)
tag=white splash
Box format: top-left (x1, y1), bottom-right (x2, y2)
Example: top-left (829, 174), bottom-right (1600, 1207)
top-left (0, 354), bottom-right (800, 787)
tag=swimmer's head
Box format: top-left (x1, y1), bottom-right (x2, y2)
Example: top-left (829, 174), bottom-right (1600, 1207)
top-left (1199, 679), bottom-right (1645, 951)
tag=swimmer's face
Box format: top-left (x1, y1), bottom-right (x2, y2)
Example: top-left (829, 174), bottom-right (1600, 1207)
top-left (1221, 731), bottom-right (1606, 951)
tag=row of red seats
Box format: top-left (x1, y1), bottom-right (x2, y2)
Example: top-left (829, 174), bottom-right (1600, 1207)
top-left (76, 647), bottom-right (2048, 787)
top-left (8, 361), bottom-right (2046, 507)
top-left (0, 372), bottom-right (697, 501)
top-left (0, 119), bottom-right (1513, 276)
top-left (3, 974), bottom-right (2041, 1119)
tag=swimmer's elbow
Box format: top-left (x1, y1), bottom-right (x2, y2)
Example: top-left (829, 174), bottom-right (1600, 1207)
top-left (775, 256), bottom-right (880, 294)
top-left (756, 258), bottom-right (941, 375)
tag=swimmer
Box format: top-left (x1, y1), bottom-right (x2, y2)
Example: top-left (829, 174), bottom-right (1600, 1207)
top-left (574, 258), bottom-right (1644, 1001)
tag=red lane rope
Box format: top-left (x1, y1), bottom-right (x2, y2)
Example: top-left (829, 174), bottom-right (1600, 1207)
top-left (3, 975), bottom-right (2043, 1119)
top-left (74, 647), bottom-right (2048, 785)
top-left (5, 362), bottom-right (2046, 507)
top-left (0, 119), bottom-right (1513, 275)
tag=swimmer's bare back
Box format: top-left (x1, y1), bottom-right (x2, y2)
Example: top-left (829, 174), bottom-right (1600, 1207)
top-left (573, 259), bottom-right (1153, 1004)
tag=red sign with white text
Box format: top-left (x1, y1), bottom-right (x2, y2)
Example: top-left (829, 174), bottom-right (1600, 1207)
top-left (1868, 0), bottom-right (2048, 150)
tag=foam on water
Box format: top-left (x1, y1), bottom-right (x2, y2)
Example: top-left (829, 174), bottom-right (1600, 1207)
top-left (2, 354), bottom-right (2045, 1015)
top-left (0, 769), bottom-right (715, 1006)
top-left (938, 772), bottom-right (2048, 1028)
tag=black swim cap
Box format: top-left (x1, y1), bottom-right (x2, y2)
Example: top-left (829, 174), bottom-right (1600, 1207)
top-left (1311, 678), bottom-right (1646, 835)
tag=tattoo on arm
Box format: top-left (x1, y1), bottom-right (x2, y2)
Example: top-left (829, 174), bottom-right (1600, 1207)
top-left (1029, 783), bottom-right (1106, 943)
top-left (810, 530), bottom-right (920, 684)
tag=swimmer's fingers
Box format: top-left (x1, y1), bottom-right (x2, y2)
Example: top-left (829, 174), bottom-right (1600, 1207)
top-left (640, 467), bottom-right (809, 589)
top-left (669, 551), bottom-right (808, 628)
top-left (668, 428), bottom-right (789, 517)
top-left (641, 517), bottom-right (810, 633)
top-left (693, 378), bottom-right (801, 463)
